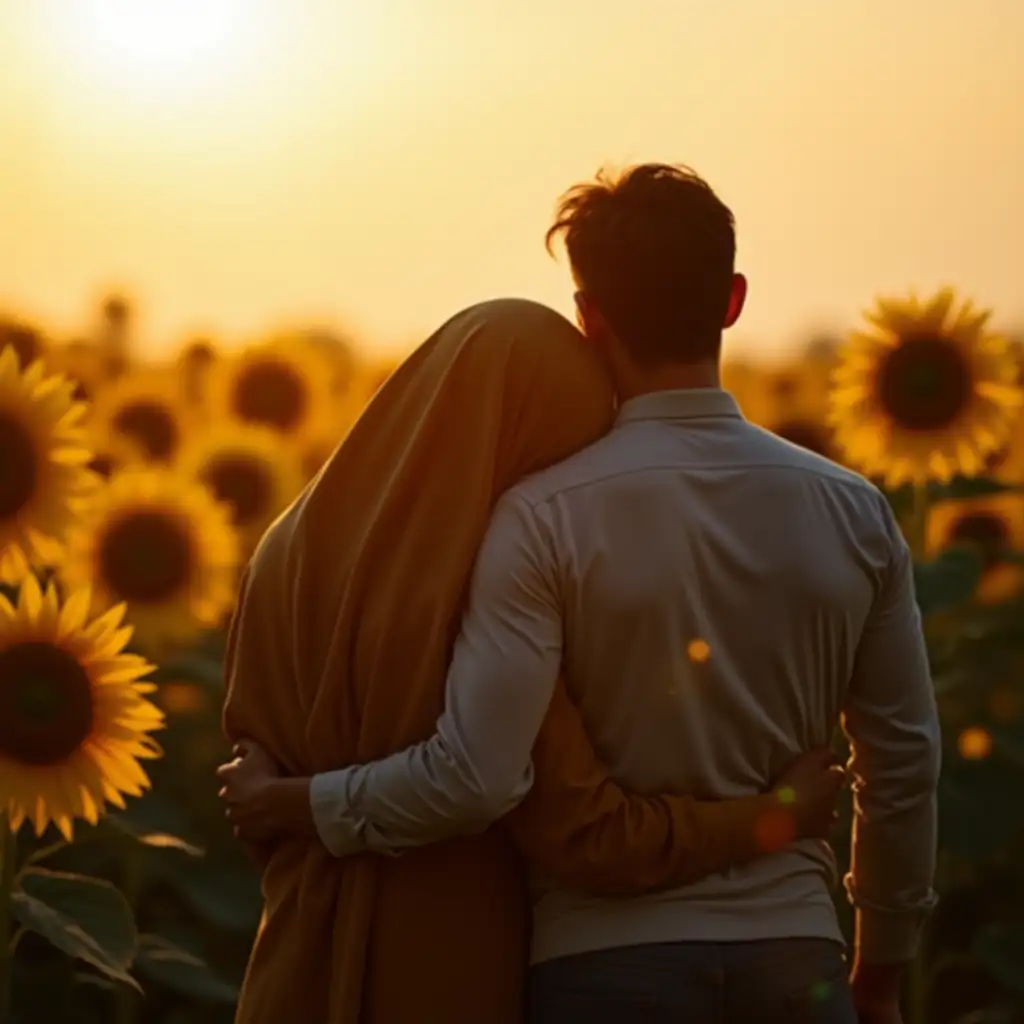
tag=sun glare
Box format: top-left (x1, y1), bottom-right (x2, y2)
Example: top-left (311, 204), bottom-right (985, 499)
top-left (64, 0), bottom-right (263, 86)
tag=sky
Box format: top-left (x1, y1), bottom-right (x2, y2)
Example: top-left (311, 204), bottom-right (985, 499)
top-left (1, 0), bottom-right (1022, 362)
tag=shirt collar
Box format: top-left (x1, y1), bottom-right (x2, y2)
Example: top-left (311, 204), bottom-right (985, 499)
top-left (615, 387), bottom-right (742, 426)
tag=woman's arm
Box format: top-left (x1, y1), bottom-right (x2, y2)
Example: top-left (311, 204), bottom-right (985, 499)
top-left (503, 679), bottom-right (843, 897)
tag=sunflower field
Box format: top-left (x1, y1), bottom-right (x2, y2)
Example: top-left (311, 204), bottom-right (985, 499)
top-left (1, 288), bottom-right (1023, 1024)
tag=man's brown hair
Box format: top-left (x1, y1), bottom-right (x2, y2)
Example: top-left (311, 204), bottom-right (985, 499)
top-left (546, 163), bottom-right (737, 365)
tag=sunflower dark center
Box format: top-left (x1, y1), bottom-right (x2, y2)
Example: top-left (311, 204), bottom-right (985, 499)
top-left (985, 444), bottom-right (1010, 471)
top-left (98, 510), bottom-right (193, 603)
top-left (949, 513), bottom-right (1008, 570)
top-left (1, 325), bottom-right (42, 369)
top-left (88, 454), bottom-right (117, 479)
top-left (773, 420), bottom-right (832, 457)
top-left (771, 374), bottom-right (799, 401)
top-left (112, 401), bottom-right (178, 461)
top-left (0, 413), bottom-right (38, 519)
top-left (0, 641), bottom-right (93, 765)
top-left (877, 335), bottom-right (972, 431)
top-left (232, 361), bottom-right (307, 432)
top-left (201, 454), bottom-right (272, 527)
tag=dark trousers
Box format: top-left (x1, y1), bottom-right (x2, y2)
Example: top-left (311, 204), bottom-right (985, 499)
top-left (528, 938), bottom-right (857, 1024)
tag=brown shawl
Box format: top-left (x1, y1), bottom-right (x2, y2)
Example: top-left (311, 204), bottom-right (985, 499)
top-left (223, 299), bottom-right (774, 1024)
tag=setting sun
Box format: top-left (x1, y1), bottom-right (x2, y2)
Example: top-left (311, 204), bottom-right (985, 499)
top-left (58, 0), bottom-right (272, 89)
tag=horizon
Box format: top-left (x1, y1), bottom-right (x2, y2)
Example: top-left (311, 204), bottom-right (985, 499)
top-left (2, 0), bottom-right (1022, 360)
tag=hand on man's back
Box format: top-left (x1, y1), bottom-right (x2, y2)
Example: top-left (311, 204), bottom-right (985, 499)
top-left (771, 747), bottom-right (847, 839)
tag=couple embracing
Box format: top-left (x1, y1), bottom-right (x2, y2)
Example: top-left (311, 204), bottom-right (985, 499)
top-left (217, 163), bottom-right (941, 1024)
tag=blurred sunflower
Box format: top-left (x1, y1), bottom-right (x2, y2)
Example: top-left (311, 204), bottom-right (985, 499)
top-left (44, 341), bottom-right (114, 405)
top-left (0, 574), bottom-right (163, 840)
top-left (0, 348), bottom-right (96, 583)
top-left (721, 360), bottom-right (773, 424)
top-left (927, 493), bottom-right (1024, 604)
top-left (209, 336), bottom-right (335, 445)
top-left (301, 328), bottom-right (357, 396)
top-left (1, 318), bottom-right (47, 370)
top-left (176, 337), bottom-right (219, 409)
top-left (61, 469), bottom-right (240, 655)
top-left (179, 423), bottom-right (303, 551)
top-left (829, 289), bottom-right (1023, 487)
top-left (86, 435), bottom-right (142, 483)
top-left (768, 418), bottom-right (838, 460)
top-left (765, 360), bottom-right (832, 422)
top-left (90, 369), bottom-right (190, 464)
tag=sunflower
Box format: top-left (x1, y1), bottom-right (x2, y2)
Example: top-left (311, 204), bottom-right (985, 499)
top-left (927, 493), bottom-right (1024, 604)
top-left (301, 328), bottom-right (358, 396)
top-left (829, 289), bottom-right (1023, 487)
top-left (208, 336), bottom-right (335, 445)
top-left (61, 469), bottom-right (240, 655)
top-left (721, 360), bottom-right (773, 424)
top-left (179, 423), bottom-right (303, 551)
top-left (43, 341), bottom-right (115, 405)
top-left (768, 418), bottom-right (838, 460)
top-left (86, 435), bottom-right (143, 483)
top-left (90, 369), bottom-right (191, 464)
top-left (176, 337), bottom-right (219, 409)
top-left (0, 574), bottom-right (163, 840)
top-left (0, 349), bottom-right (97, 583)
top-left (1, 318), bottom-right (47, 371)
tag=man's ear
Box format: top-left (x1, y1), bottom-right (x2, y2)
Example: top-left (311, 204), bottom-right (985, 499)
top-left (724, 273), bottom-right (748, 329)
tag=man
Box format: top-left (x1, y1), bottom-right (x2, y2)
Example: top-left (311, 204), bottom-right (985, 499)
top-left (221, 164), bottom-right (941, 1023)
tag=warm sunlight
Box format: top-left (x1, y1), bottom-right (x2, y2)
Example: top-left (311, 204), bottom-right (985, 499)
top-left (61, 0), bottom-right (269, 88)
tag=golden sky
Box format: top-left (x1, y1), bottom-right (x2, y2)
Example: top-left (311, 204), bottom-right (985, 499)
top-left (2, 0), bottom-right (1022, 361)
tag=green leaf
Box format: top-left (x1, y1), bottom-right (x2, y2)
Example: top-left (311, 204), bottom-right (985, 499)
top-left (133, 934), bottom-right (239, 1003)
top-left (914, 548), bottom-right (984, 616)
top-left (149, 654), bottom-right (224, 690)
top-left (12, 868), bottom-right (140, 991)
top-left (168, 859), bottom-right (262, 933)
top-left (972, 922), bottom-right (1024, 994)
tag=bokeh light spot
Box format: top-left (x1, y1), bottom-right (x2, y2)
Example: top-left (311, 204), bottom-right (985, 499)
top-left (687, 638), bottom-right (711, 663)
top-left (958, 726), bottom-right (993, 761)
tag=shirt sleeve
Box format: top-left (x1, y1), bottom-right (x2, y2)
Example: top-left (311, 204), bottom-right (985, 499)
top-left (842, 497), bottom-right (942, 964)
top-left (309, 489), bottom-right (563, 856)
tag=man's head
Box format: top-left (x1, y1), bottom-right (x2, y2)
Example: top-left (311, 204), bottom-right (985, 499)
top-left (546, 163), bottom-right (747, 392)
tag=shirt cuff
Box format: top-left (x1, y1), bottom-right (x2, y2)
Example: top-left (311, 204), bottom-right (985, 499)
top-left (310, 769), bottom-right (365, 857)
top-left (854, 907), bottom-right (928, 963)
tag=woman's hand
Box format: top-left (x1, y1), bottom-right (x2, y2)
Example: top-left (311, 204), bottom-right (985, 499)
top-left (771, 748), bottom-right (847, 840)
top-left (217, 740), bottom-right (319, 843)
top-left (217, 740), bottom-right (282, 841)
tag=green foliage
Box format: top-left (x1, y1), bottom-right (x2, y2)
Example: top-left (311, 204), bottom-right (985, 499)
top-left (832, 478), bottom-right (1024, 1023)
top-left (12, 870), bottom-right (139, 992)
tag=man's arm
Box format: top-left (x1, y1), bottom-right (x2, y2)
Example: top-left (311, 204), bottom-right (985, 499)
top-left (308, 489), bottom-right (564, 855)
top-left (842, 497), bottom-right (942, 1003)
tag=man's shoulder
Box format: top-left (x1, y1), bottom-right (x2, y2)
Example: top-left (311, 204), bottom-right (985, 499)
top-left (742, 421), bottom-right (883, 497)
top-left (504, 429), bottom-right (635, 511)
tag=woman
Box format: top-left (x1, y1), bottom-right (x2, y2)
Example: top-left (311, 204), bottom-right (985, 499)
top-left (220, 299), bottom-right (837, 1024)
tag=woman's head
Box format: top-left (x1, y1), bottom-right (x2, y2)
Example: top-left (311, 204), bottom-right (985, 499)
top-left (352, 297), bottom-right (615, 499)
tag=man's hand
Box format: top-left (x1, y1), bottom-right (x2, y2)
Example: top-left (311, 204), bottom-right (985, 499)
top-left (217, 740), bottom-right (282, 841)
top-left (771, 747), bottom-right (847, 840)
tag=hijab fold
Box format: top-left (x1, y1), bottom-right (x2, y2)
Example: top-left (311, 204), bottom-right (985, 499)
top-left (223, 300), bottom-right (616, 1024)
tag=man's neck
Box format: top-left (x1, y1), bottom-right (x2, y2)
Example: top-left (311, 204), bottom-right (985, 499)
top-left (614, 359), bottom-right (720, 403)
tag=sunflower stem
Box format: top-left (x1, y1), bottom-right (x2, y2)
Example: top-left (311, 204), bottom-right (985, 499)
top-left (907, 483), bottom-right (931, 563)
top-left (0, 813), bottom-right (17, 1024)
